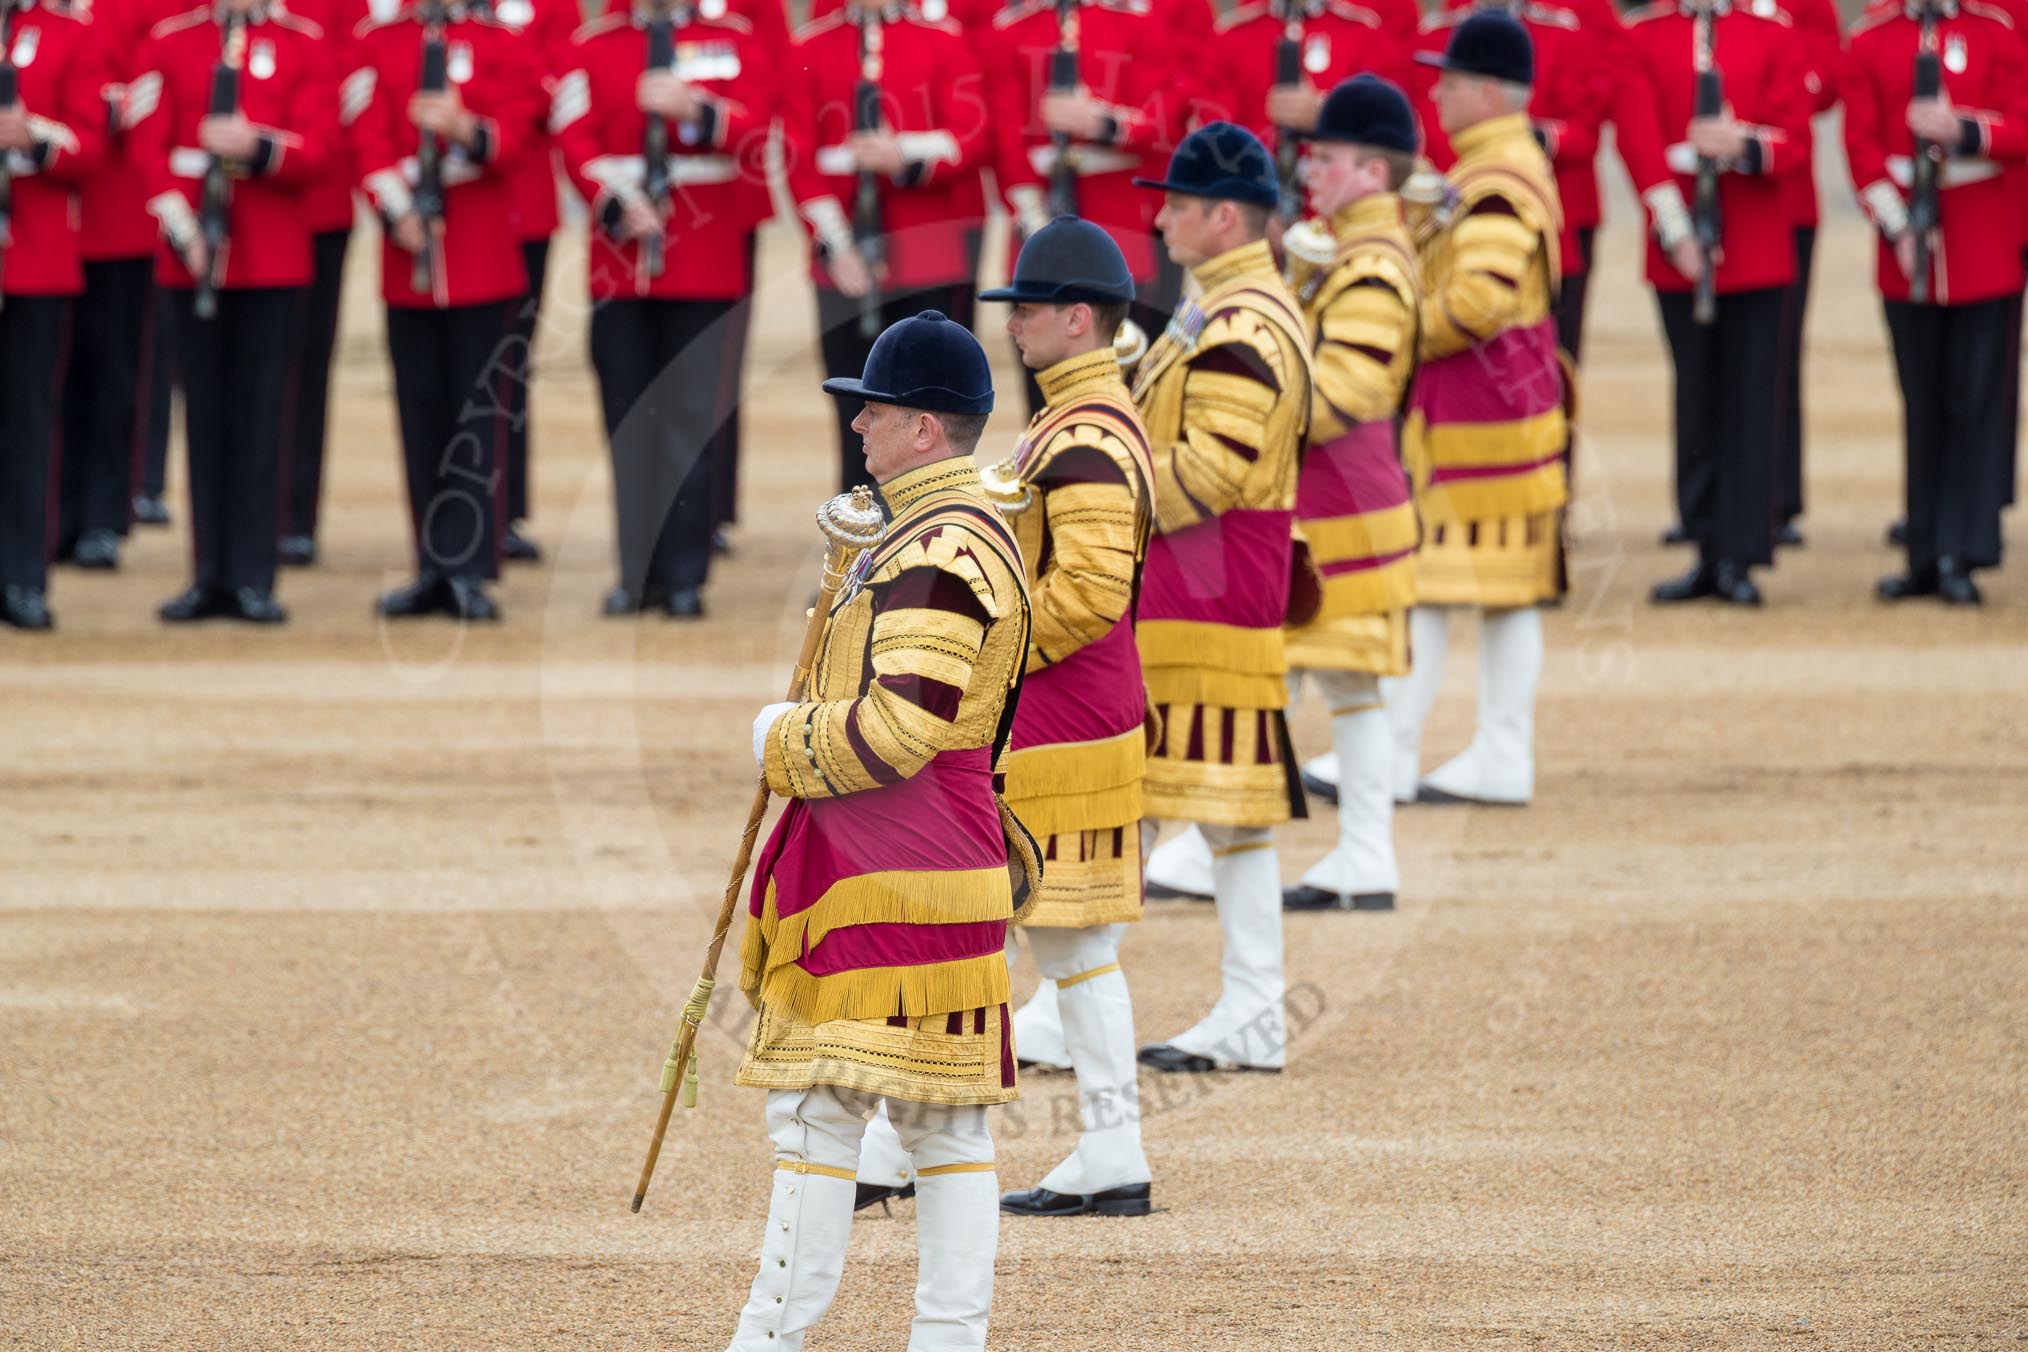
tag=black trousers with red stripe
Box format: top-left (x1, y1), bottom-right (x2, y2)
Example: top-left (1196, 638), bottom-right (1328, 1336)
top-left (1554, 226), bottom-right (1596, 363)
top-left (1884, 297), bottom-right (2010, 575)
top-left (282, 227), bottom-right (352, 542)
top-left (173, 286), bottom-right (297, 596)
top-left (140, 287), bottom-right (175, 500)
top-left (706, 232), bottom-right (756, 530)
top-left (384, 302), bottom-right (510, 585)
top-left (505, 236), bottom-right (549, 527)
top-left (2002, 252), bottom-right (2025, 510)
top-left (0, 295), bottom-right (70, 593)
top-left (589, 298), bottom-right (731, 598)
top-left (1657, 286), bottom-right (1781, 570)
top-left (817, 280), bottom-right (971, 494)
top-left (59, 257), bottom-right (151, 548)
top-left (1774, 225), bottom-right (1816, 527)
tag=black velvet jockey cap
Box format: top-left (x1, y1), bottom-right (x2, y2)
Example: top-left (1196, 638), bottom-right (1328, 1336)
top-left (978, 216), bottom-right (1137, 305)
top-left (821, 310), bottom-right (996, 415)
top-left (1414, 10), bottom-right (1535, 86)
top-left (1132, 121), bottom-right (1280, 208)
top-left (1311, 74), bottom-right (1420, 154)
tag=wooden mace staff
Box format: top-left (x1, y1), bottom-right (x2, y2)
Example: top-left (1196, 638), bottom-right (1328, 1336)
top-left (631, 486), bottom-right (887, 1213)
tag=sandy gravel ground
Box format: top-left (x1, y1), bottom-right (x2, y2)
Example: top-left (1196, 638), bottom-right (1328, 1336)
top-left (3, 203), bottom-right (2025, 1350)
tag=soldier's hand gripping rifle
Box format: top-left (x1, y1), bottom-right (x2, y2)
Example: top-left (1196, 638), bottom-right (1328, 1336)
top-left (852, 10), bottom-right (885, 337)
top-left (1271, 1), bottom-right (1304, 222)
top-left (1690, 5), bottom-right (1722, 325)
top-left (629, 487), bottom-right (887, 1214)
top-left (195, 15), bottom-right (246, 321)
top-left (0, 49), bottom-right (17, 306)
top-left (1908, 4), bottom-right (1942, 304)
top-left (642, 6), bottom-right (674, 278)
top-left (1046, 0), bottom-right (1079, 218)
top-left (411, 7), bottom-right (449, 295)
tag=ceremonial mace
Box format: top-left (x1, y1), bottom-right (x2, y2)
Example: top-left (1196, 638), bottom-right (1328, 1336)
top-left (630, 486), bottom-right (887, 1213)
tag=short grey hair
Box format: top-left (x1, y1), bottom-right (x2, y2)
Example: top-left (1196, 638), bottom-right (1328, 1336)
top-left (1498, 79), bottom-right (1533, 113)
top-left (906, 407), bottom-right (990, 454)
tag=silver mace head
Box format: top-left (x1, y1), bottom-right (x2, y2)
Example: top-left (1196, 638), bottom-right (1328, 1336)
top-left (1113, 318), bottom-right (1149, 369)
top-left (978, 458), bottom-right (1033, 515)
top-left (817, 485), bottom-right (887, 552)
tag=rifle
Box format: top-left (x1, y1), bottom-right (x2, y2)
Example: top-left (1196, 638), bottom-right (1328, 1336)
top-left (1908, 5), bottom-right (1941, 304)
top-left (1690, 5), bottom-right (1722, 325)
top-left (1271, 2), bottom-right (1304, 222)
top-left (0, 47), bottom-right (16, 306)
top-left (642, 10), bottom-right (673, 278)
top-left (195, 15), bottom-right (246, 321)
top-left (851, 10), bottom-right (885, 337)
top-left (1046, 0), bottom-right (1078, 218)
top-left (411, 9), bottom-right (448, 296)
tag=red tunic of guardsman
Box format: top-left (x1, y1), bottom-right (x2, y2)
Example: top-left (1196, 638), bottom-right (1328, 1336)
top-left (552, 1), bottom-right (775, 618)
top-left (477, 0), bottom-right (576, 560)
top-left (725, 313), bottom-right (1033, 1351)
top-left (352, 2), bottom-right (542, 620)
top-left (1845, 0), bottom-right (2028, 605)
top-left (1615, 0), bottom-right (1809, 603)
top-left (1389, 12), bottom-right (1565, 809)
top-left (1202, 0), bottom-right (1408, 171)
top-left (131, 0), bottom-right (332, 624)
top-left (984, 0), bottom-right (1184, 322)
top-left (785, 0), bottom-right (990, 492)
top-left (1276, 75), bottom-right (1421, 912)
top-left (1129, 123), bottom-right (1314, 1076)
top-left (0, 0), bottom-right (106, 631)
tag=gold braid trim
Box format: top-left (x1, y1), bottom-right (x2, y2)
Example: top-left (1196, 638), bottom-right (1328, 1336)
top-left (776, 1160), bottom-right (858, 1182)
top-left (1054, 961), bottom-right (1121, 990)
top-left (1002, 728), bottom-right (1145, 837)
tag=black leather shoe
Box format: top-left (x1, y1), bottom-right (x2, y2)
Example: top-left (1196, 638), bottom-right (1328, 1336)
top-left (504, 525), bottom-right (542, 564)
top-left (1283, 885), bottom-right (1395, 912)
top-left (1776, 521), bottom-right (1805, 548)
top-left (603, 586), bottom-right (643, 617)
top-left (710, 528), bottom-right (733, 557)
top-left (854, 1181), bottom-right (915, 1214)
top-left (1143, 881), bottom-right (1214, 902)
top-left (160, 586), bottom-right (231, 622)
top-left (1660, 522), bottom-right (1689, 546)
top-left (1136, 1043), bottom-right (1281, 1075)
top-left (1937, 558), bottom-right (1982, 606)
top-left (1299, 770), bottom-right (1340, 805)
top-left (1015, 1056), bottom-right (1072, 1072)
top-left (1875, 568), bottom-right (1937, 601)
top-left (1649, 564), bottom-right (1716, 604)
top-left (378, 576), bottom-right (447, 619)
top-left (1712, 562), bottom-right (1763, 606)
top-left (230, 588), bottom-right (287, 624)
top-left (277, 535), bottom-right (317, 568)
top-left (1, 585), bottom-right (54, 631)
top-left (73, 529), bottom-right (120, 570)
top-left (1886, 518), bottom-right (1907, 548)
top-left (665, 587), bottom-right (705, 619)
top-left (444, 577), bottom-right (501, 622)
top-left (1001, 1182), bottom-right (1153, 1217)
top-left (132, 494), bottom-right (170, 527)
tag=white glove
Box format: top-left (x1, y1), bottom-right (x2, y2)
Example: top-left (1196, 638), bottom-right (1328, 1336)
top-left (752, 702), bottom-right (797, 770)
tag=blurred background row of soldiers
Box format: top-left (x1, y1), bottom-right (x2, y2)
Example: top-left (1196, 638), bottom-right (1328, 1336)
top-left (0, 0), bottom-right (2021, 631)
